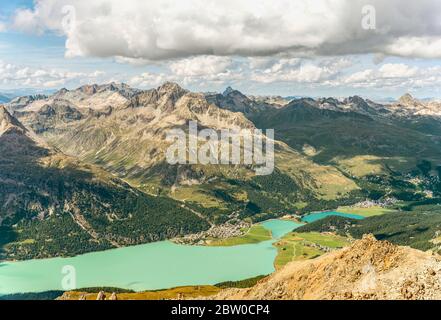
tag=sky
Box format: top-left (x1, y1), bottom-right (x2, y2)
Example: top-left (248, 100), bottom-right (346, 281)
top-left (1, 0), bottom-right (441, 99)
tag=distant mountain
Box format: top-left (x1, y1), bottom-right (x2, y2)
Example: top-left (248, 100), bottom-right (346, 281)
top-left (7, 94), bottom-right (49, 111)
top-left (0, 106), bottom-right (209, 260)
top-left (241, 93), bottom-right (441, 212)
top-left (250, 95), bottom-right (441, 173)
top-left (7, 82), bottom-right (138, 114)
top-left (389, 93), bottom-right (441, 117)
top-left (223, 86), bottom-right (235, 96)
top-left (205, 86), bottom-right (276, 114)
top-left (0, 88), bottom-right (56, 104)
top-left (247, 95), bottom-right (291, 107)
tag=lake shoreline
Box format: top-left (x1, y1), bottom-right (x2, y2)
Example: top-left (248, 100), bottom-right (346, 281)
top-left (0, 212), bottom-right (363, 296)
top-left (0, 219), bottom-right (300, 295)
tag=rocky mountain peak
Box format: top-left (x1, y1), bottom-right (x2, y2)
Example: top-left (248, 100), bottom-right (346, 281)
top-left (0, 105), bottom-right (10, 120)
top-left (106, 82), bottom-right (129, 92)
top-left (320, 97), bottom-right (340, 105)
top-left (0, 105), bottom-right (26, 135)
top-left (78, 84), bottom-right (99, 95)
top-left (153, 82), bottom-right (188, 112)
top-left (8, 94), bottom-right (48, 111)
top-left (158, 82), bottom-right (186, 95)
top-left (55, 88), bottom-right (69, 95)
top-left (347, 95), bottom-right (366, 104)
top-left (223, 86), bottom-right (235, 96)
top-left (0, 106), bottom-right (18, 124)
top-left (53, 83), bottom-right (137, 100)
top-left (93, 82), bottom-right (138, 99)
top-left (399, 93), bottom-right (418, 105)
top-left (223, 86), bottom-right (248, 100)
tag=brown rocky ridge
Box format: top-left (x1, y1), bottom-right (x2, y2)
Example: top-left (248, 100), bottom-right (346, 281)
top-left (212, 235), bottom-right (441, 300)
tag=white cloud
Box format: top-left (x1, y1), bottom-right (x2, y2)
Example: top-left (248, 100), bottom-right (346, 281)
top-left (339, 63), bottom-right (441, 90)
top-left (385, 37), bottom-right (441, 59)
top-left (42, 79), bottom-right (68, 88)
top-left (127, 55), bottom-right (245, 89)
top-left (170, 56), bottom-right (232, 77)
top-left (0, 60), bottom-right (105, 88)
top-left (378, 64), bottom-right (418, 78)
top-left (344, 69), bottom-right (374, 84)
top-left (247, 57), bottom-right (276, 70)
top-left (126, 56), bottom-right (355, 90)
top-left (249, 57), bottom-right (353, 84)
top-left (10, 0), bottom-right (441, 61)
top-left (114, 56), bottom-right (152, 66)
top-left (128, 72), bottom-right (171, 88)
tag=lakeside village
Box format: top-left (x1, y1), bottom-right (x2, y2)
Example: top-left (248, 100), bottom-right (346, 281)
top-left (173, 197), bottom-right (399, 245)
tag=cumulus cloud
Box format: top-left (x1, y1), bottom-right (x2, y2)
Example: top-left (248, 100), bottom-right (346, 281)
top-left (170, 56), bottom-right (232, 77)
top-left (378, 64), bottom-right (418, 78)
top-left (128, 56), bottom-right (242, 89)
top-left (385, 37), bottom-right (441, 59)
top-left (8, 0), bottom-right (441, 96)
top-left (249, 57), bottom-right (353, 84)
top-left (340, 63), bottom-right (441, 90)
top-left (0, 60), bottom-right (105, 88)
top-left (10, 0), bottom-right (441, 61)
top-left (128, 72), bottom-right (172, 88)
top-left (126, 57), bottom-right (441, 94)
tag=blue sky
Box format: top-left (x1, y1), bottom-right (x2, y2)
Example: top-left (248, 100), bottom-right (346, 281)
top-left (1, 0), bottom-right (441, 99)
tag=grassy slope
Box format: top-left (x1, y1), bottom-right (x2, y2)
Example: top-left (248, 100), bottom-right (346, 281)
top-left (336, 206), bottom-right (397, 217)
top-left (274, 232), bottom-right (350, 269)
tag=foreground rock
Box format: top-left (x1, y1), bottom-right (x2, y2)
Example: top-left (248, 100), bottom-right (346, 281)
top-left (212, 235), bottom-right (441, 300)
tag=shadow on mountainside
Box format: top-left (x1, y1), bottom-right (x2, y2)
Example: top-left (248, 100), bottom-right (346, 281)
top-left (0, 128), bottom-right (210, 261)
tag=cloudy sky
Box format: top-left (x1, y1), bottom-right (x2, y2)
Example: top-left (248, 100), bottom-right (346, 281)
top-left (1, 0), bottom-right (441, 98)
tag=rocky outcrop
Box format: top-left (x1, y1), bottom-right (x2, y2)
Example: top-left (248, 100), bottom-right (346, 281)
top-left (109, 292), bottom-right (118, 300)
top-left (96, 291), bottom-right (106, 300)
top-left (213, 235), bottom-right (441, 300)
top-left (0, 105), bottom-right (26, 135)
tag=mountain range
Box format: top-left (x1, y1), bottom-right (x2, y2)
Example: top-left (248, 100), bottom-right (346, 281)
top-left (1, 82), bottom-right (441, 260)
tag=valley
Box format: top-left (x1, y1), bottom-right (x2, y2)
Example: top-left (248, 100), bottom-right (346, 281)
top-left (2, 81), bottom-right (441, 299)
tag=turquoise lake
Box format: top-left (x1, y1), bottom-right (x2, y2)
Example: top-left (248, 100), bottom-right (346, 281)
top-left (0, 212), bottom-right (364, 295)
top-left (301, 211), bottom-right (365, 223)
top-left (0, 220), bottom-right (301, 295)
